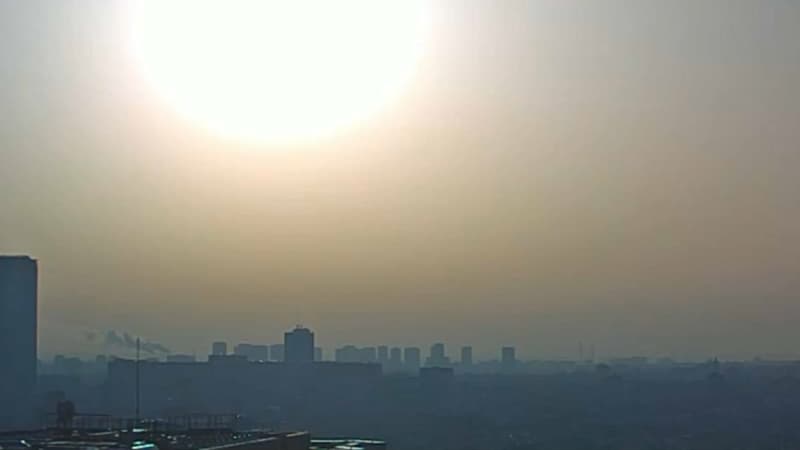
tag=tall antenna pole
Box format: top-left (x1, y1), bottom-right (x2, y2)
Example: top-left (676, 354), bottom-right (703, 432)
top-left (135, 337), bottom-right (141, 428)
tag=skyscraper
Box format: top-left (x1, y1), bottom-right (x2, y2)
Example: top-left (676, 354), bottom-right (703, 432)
top-left (284, 326), bottom-right (314, 363)
top-left (0, 256), bottom-right (38, 427)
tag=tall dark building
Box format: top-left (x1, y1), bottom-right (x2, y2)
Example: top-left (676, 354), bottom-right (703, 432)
top-left (0, 255), bottom-right (38, 427)
top-left (284, 326), bottom-right (314, 363)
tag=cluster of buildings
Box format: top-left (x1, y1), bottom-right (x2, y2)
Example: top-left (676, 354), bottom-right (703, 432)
top-left (1, 254), bottom-right (525, 432)
top-left (10, 254), bottom-right (800, 450)
top-left (328, 343), bottom-right (518, 373)
top-left (198, 327), bottom-right (321, 364)
top-left (199, 335), bottom-right (518, 374)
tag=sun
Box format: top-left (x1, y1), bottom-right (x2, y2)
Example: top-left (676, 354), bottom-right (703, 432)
top-left (128, 1), bottom-right (430, 143)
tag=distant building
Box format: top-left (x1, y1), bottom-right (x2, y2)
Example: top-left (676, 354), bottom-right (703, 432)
top-left (359, 346), bottom-right (377, 363)
top-left (426, 343), bottom-right (450, 367)
top-left (403, 347), bottom-right (421, 373)
top-left (609, 356), bottom-right (649, 366)
top-left (53, 354), bottom-right (83, 374)
top-left (211, 341), bottom-right (228, 356)
top-left (0, 255), bottom-right (38, 427)
top-left (270, 344), bottom-right (285, 362)
top-left (333, 345), bottom-right (396, 364)
top-left (314, 346), bottom-right (323, 362)
top-left (388, 347), bottom-right (402, 371)
top-left (284, 326), bottom-right (314, 363)
top-left (234, 343), bottom-right (270, 361)
top-left (460, 346), bottom-right (473, 366)
top-left (335, 345), bottom-right (361, 363)
top-left (166, 354), bottom-right (197, 363)
top-left (208, 354), bottom-right (249, 365)
top-left (107, 358), bottom-right (381, 417)
top-left (501, 346), bottom-right (516, 371)
top-left (377, 345), bottom-right (389, 364)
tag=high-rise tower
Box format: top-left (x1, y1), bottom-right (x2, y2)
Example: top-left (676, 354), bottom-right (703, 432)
top-left (284, 326), bottom-right (314, 363)
top-left (0, 256), bottom-right (38, 427)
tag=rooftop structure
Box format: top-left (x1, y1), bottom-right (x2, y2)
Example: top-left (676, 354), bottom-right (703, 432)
top-left (0, 426), bottom-right (310, 450)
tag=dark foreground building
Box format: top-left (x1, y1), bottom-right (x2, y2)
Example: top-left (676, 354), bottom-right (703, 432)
top-left (0, 255), bottom-right (38, 428)
top-left (106, 358), bottom-right (381, 419)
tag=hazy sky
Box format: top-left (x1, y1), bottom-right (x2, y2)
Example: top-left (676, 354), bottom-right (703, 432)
top-left (1, 0), bottom-right (799, 360)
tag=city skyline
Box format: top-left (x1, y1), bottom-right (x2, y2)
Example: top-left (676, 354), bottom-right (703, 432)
top-left (0, 253), bottom-right (664, 366)
top-left (9, 252), bottom-right (800, 363)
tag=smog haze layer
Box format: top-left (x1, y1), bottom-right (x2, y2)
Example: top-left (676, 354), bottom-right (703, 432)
top-left (1, 0), bottom-right (799, 360)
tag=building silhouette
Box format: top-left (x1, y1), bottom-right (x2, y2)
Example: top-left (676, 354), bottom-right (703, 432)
top-left (234, 343), bottom-right (270, 362)
top-left (106, 356), bottom-right (381, 418)
top-left (166, 354), bottom-right (196, 363)
top-left (404, 347), bottom-right (421, 373)
top-left (388, 347), bottom-right (402, 372)
top-left (501, 346), bottom-right (516, 372)
top-left (335, 345), bottom-right (360, 363)
top-left (270, 343), bottom-right (285, 362)
top-left (284, 326), bottom-right (314, 363)
top-left (0, 255), bottom-right (38, 428)
top-left (211, 341), bottom-right (228, 356)
top-left (377, 345), bottom-right (389, 365)
top-left (426, 343), bottom-right (450, 367)
top-left (360, 346), bottom-right (377, 363)
top-left (460, 346), bottom-right (473, 366)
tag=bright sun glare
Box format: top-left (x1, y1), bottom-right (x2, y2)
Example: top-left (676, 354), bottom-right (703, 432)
top-left (129, 1), bottom-right (430, 143)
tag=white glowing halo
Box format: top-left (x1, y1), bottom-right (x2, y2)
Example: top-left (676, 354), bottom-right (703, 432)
top-left (129, 1), bottom-right (430, 142)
